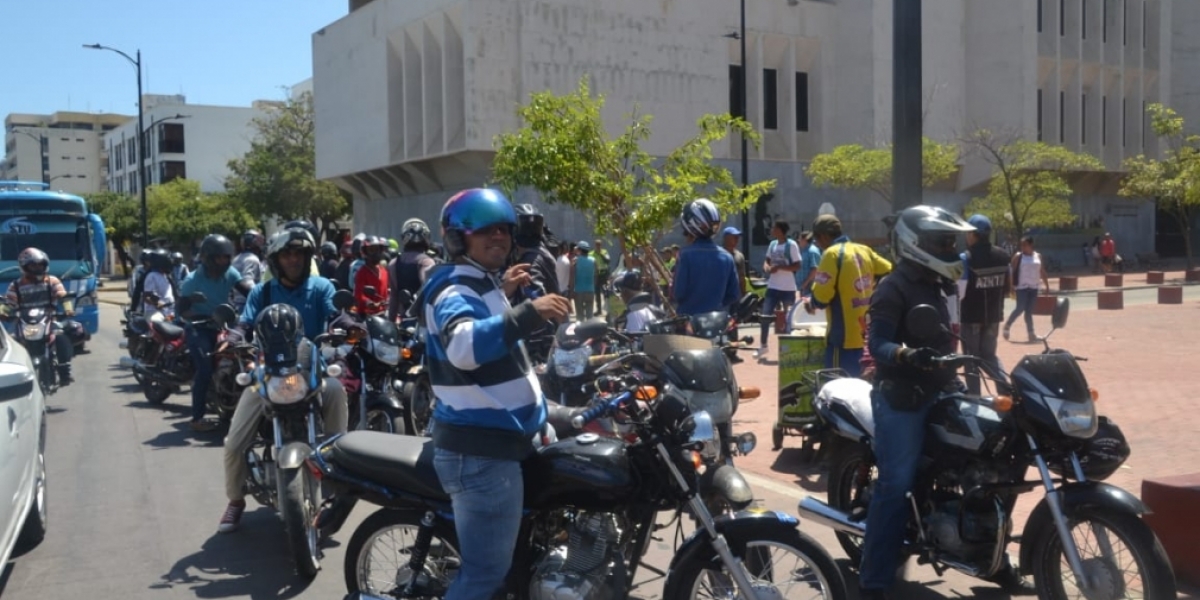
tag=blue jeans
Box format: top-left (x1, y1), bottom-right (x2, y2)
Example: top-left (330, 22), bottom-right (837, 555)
top-left (1004, 288), bottom-right (1038, 335)
top-left (433, 448), bottom-right (524, 600)
top-left (186, 325), bottom-right (217, 422)
top-left (759, 288), bottom-right (796, 343)
top-left (825, 346), bottom-right (863, 378)
top-left (859, 387), bottom-right (933, 590)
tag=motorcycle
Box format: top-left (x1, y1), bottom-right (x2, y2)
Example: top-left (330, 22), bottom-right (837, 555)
top-left (206, 322), bottom-right (257, 424)
top-left (797, 298), bottom-right (1178, 599)
top-left (212, 303), bottom-right (340, 579)
top-left (538, 319), bottom-right (629, 408)
top-left (310, 367), bottom-right (849, 600)
top-left (6, 304), bottom-right (67, 395)
top-left (131, 294), bottom-right (200, 405)
top-left (325, 289), bottom-right (408, 434)
top-left (389, 290), bottom-right (435, 437)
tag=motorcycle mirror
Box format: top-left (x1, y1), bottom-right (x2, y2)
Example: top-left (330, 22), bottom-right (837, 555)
top-left (326, 364), bottom-right (343, 378)
top-left (736, 432), bottom-right (757, 455)
top-left (574, 318), bottom-right (609, 341)
top-left (332, 289), bottom-right (355, 311)
top-left (904, 304), bottom-right (946, 342)
top-left (211, 304), bottom-right (238, 328)
top-left (235, 372), bottom-right (252, 386)
top-left (1051, 297), bottom-right (1070, 330)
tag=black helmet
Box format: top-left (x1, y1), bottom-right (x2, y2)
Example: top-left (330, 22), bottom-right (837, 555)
top-left (1075, 416), bottom-right (1131, 481)
top-left (254, 303), bottom-right (304, 374)
top-left (350, 233), bottom-right (367, 258)
top-left (265, 228), bottom-right (316, 281)
top-left (283, 219), bottom-right (319, 243)
top-left (513, 203), bottom-right (545, 245)
top-left (319, 241), bottom-right (338, 260)
top-left (169, 251), bottom-right (185, 266)
top-left (138, 248), bottom-right (153, 265)
top-left (241, 229), bottom-right (265, 253)
top-left (146, 249), bottom-right (172, 272)
top-left (199, 234), bottom-right (236, 273)
top-left (615, 269), bottom-right (643, 292)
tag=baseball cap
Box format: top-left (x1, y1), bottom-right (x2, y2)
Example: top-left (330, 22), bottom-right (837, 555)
top-left (967, 214), bottom-right (992, 234)
top-left (722, 226), bottom-right (742, 237)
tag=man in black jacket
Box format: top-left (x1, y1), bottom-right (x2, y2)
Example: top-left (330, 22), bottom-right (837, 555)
top-left (958, 214), bottom-right (1011, 395)
top-left (512, 204), bottom-right (561, 297)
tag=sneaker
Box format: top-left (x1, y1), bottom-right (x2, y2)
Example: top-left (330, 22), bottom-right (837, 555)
top-left (1002, 326), bottom-right (1011, 341)
top-left (190, 420), bottom-right (218, 432)
top-left (754, 346), bottom-right (767, 359)
top-left (1027, 332), bottom-right (1039, 343)
top-left (218, 501), bottom-right (246, 533)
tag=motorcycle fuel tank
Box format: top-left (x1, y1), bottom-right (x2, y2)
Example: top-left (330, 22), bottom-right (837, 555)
top-left (926, 397), bottom-right (1012, 457)
top-left (524, 434), bottom-right (635, 510)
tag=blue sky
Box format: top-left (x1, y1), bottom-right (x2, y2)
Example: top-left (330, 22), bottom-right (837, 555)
top-left (0, 0), bottom-right (347, 118)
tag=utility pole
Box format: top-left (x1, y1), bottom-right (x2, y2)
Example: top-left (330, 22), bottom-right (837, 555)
top-left (892, 0), bottom-right (923, 210)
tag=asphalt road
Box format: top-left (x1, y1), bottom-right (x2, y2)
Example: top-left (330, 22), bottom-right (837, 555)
top-left (1, 303), bottom-right (1186, 599)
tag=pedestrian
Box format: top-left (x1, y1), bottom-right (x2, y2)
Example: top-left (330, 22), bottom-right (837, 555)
top-left (1081, 241), bottom-right (1091, 269)
top-left (569, 241), bottom-right (597, 320)
top-left (1003, 235), bottom-right (1050, 342)
top-left (720, 226), bottom-right (748, 296)
top-left (959, 215), bottom-right (1011, 395)
top-left (1099, 232), bottom-right (1117, 273)
top-left (795, 230), bottom-right (822, 298)
top-left (593, 239), bottom-right (611, 316)
top-left (756, 221), bottom-right (801, 359)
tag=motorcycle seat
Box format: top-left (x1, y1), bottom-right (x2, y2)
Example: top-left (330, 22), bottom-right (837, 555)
top-left (151, 320), bottom-right (186, 340)
top-left (328, 431), bottom-right (448, 501)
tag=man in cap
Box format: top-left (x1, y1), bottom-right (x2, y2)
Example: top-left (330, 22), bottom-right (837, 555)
top-left (720, 226), bottom-right (748, 296)
top-left (958, 214), bottom-right (1011, 395)
top-left (795, 230), bottom-right (822, 298)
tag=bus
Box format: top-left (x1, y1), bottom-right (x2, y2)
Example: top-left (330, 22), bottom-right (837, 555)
top-left (0, 181), bottom-right (106, 343)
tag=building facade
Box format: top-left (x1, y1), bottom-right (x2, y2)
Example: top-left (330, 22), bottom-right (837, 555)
top-left (102, 94), bottom-right (276, 195)
top-left (313, 0), bottom-right (1200, 263)
top-left (2, 112), bottom-right (132, 196)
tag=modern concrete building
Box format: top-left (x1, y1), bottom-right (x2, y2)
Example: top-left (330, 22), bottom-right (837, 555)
top-left (2, 112), bottom-right (132, 196)
top-left (102, 94), bottom-right (278, 195)
top-left (313, 0), bottom-right (1200, 263)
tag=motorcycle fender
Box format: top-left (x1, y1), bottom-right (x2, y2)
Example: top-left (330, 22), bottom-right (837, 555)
top-left (701, 464), bottom-right (754, 510)
top-left (278, 441), bottom-right (314, 470)
top-left (365, 389), bottom-right (405, 412)
top-left (663, 509), bottom-right (800, 597)
top-left (1018, 481), bottom-right (1149, 575)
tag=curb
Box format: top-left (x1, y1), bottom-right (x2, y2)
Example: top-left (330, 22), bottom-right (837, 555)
top-left (1054, 281), bottom-right (1200, 297)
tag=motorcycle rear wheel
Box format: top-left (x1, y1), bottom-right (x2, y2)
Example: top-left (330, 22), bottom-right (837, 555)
top-left (405, 376), bottom-right (435, 436)
top-left (279, 466), bottom-right (321, 579)
top-left (344, 508), bottom-right (462, 597)
top-left (364, 407), bottom-right (407, 435)
top-left (826, 443), bottom-right (874, 564)
top-left (142, 380), bottom-right (172, 405)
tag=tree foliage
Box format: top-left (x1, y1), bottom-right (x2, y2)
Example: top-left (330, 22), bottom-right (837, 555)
top-left (225, 92), bottom-right (349, 241)
top-left (805, 137), bottom-right (960, 204)
top-left (491, 77), bottom-right (775, 294)
top-left (87, 191), bottom-right (141, 276)
top-left (1120, 103), bottom-right (1200, 268)
top-left (963, 130), bottom-right (1104, 235)
top-left (146, 179), bottom-right (258, 249)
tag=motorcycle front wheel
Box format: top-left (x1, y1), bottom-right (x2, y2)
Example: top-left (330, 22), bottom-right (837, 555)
top-left (405, 375), bottom-right (435, 436)
top-left (279, 466), bottom-right (322, 579)
top-left (826, 443), bottom-right (874, 563)
top-left (364, 406), bottom-right (407, 435)
top-left (344, 508), bottom-right (462, 597)
top-left (665, 527), bottom-right (848, 600)
top-left (1030, 507), bottom-right (1176, 600)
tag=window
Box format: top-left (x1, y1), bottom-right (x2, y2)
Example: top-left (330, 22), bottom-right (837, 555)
top-left (60, 137), bottom-right (70, 142)
top-left (763, 69), bottom-right (778, 130)
top-left (1103, 95), bottom-right (1108, 145)
top-left (77, 174), bottom-right (86, 179)
top-left (1142, 0), bottom-right (1146, 48)
top-left (1123, 0), bottom-right (1128, 45)
top-left (114, 142), bottom-right (124, 170)
top-left (1122, 97), bottom-right (1127, 145)
top-left (1103, 0), bottom-right (1108, 41)
top-left (729, 65), bottom-right (744, 119)
top-left (796, 72), bottom-right (810, 132)
top-left (1081, 94), bottom-right (1087, 144)
top-left (1083, 0), bottom-right (1087, 38)
top-left (127, 140), bottom-right (136, 165)
top-left (1038, 0), bottom-right (1043, 32)
top-left (159, 123), bottom-right (185, 153)
top-left (1060, 91), bottom-right (1065, 143)
top-left (1037, 89), bottom-right (1044, 141)
top-left (76, 138), bottom-right (84, 142)
top-left (61, 155), bottom-right (70, 160)
top-left (160, 160), bottom-right (186, 183)
top-left (1060, 0), bottom-right (1065, 36)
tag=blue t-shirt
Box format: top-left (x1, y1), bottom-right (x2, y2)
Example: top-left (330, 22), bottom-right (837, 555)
top-left (573, 255), bottom-right (596, 293)
top-left (796, 243), bottom-right (822, 295)
top-left (239, 276), bottom-right (338, 339)
top-left (180, 266), bottom-right (244, 317)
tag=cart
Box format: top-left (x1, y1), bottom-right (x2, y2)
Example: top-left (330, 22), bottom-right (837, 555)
top-left (772, 307), bottom-right (838, 460)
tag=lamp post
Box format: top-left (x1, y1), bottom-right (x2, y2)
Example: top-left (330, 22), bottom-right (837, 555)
top-left (11, 129), bottom-right (48, 184)
top-left (892, 0), bottom-right (923, 209)
top-left (84, 43), bottom-right (147, 245)
top-left (725, 0), bottom-right (751, 258)
top-left (145, 114), bottom-right (190, 185)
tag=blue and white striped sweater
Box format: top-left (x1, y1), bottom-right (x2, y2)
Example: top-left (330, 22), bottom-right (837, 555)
top-left (423, 263), bottom-right (546, 437)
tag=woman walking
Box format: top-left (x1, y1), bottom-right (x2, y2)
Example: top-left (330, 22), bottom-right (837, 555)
top-left (1003, 236), bottom-right (1050, 342)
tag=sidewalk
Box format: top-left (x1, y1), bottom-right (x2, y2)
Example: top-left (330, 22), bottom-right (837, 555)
top-left (1051, 266), bottom-right (1200, 294)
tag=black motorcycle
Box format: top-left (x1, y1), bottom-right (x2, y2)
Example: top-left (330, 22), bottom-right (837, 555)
top-left (310, 369), bottom-right (848, 600)
top-left (326, 290), bottom-right (408, 434)
top-left (7, 305), bottom-right (64, 395)
top-left (798, 298), bottom-right (1177, 599)
top-left (538, 319), bottom-right (628, 407)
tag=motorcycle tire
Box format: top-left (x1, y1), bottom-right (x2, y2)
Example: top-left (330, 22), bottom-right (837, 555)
top-left (15, 423), bottom-right (48, 553)
top-left (364, 406), bottom-right (407, 435)
top-left (279, 466), bottom-right (321, 579)
top-left (1029, 507), bottom-right (1176, 600)
top-left (826, 443), bottom-right (874, 564)
top-left (405, 375), bottom-right (435, 437)
top-left (344, 508), bottom-right (462, 597)
top-left (142, 380), bottom-right (173, 405)
top-left (663, 525), bottom-right (848, 600)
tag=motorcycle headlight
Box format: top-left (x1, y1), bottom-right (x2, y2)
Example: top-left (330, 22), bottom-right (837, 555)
top-left (372, 340), bottom-right (401, 366)
top-left (685, 411), bottom-right (721, 461)
top-left (265, 373), bottom-right (310, 405)
top-left (552, 345), bottom-right (592, 378)
top-left (22, 323), bottom-right (45, 341)
top-left (1046, 397), bottom-right (1098, 439)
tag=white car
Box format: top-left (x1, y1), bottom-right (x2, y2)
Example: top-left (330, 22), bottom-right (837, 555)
top-left (0, 323), bottom-right (47, 565)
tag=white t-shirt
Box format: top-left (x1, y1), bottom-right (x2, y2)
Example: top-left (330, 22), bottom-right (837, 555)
top-left (142, 271), bottom-right (175, 318)
top-left (765, 239), bottom-right (802, 292)
top-left (624, 306), bottom-right (658, 333)
top-left (1015, 252), bottom-right (1043, 290)
top-left (556, 255), bottom-right (572, 291)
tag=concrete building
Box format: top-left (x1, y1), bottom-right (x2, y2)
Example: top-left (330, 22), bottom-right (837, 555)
top-left (2, 112), bottom-right (132, 196)
top-left (103, 94), bottom-right (278, 195)
top-left (313, 0), bottom-right (1200, 264)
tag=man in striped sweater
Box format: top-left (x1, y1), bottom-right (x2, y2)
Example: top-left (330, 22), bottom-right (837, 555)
top-left (422, 188), bottom-right (570, 600)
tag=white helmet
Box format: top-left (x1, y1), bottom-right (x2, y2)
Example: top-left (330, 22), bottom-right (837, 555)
top-left (891, 205), bottom-right (976, 281)
top-left (681, 198), bottom-right (721, 239)
top-left (399, 218), bottom-right (431, 248)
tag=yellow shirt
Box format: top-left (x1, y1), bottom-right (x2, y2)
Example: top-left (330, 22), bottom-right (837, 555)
top-left (810, 237), bottom-right (892, 349)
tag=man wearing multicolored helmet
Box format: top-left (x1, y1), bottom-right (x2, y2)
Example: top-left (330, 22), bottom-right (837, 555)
top-left (4, 247), bottom-right (74, 385)
top-left (421, 188), bottom-right (570, 599)
top-left (672, 198), bottom-right (740, 317)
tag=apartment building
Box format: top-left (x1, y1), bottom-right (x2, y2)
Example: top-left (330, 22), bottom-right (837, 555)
top-left (2, 112), bottom-right (132, 196)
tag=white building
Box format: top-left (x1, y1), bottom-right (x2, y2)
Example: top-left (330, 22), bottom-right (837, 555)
top-left (103, 94), bottom-right (278, 195)
top-left (2, 111), bottom-right (132, 196)
top-left (313, 0), bottom-right (1200, 263)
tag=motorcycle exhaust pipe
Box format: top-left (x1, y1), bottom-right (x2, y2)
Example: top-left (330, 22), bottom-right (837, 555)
top-left (797, 496), bottom-right (867, 537)
top-left (118, 356), bottom-right (137, 369)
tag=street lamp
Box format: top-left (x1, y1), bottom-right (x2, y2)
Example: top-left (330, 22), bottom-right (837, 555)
top-left (10, 129), bottom-right (47, 184)
top-left (726, 0), bottom-right (751, 259)
top-left (145, 114), bottom-right (190, 185)
top-left (83, 43), bottom-right (147, 245)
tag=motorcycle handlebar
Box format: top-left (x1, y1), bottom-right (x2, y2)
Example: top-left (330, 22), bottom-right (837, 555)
top-left (571, 390), bottom-right (633, 430)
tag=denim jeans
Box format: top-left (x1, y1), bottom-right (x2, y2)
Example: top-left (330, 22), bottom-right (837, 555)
top-left (824, 345), bottom-right (863, 378)
top-left (433, 449), bottom-right (524, 600)
top-left (859, 387), bottom-right (933, 590)
top-left (187, 325), bottom-right (218, 422)
top-left (1004, 288), bottom-right (1038, 335)
top-left (759, 288), bottom-right (796, 343)
top-left (960, 322), bottom-right (1003, 395)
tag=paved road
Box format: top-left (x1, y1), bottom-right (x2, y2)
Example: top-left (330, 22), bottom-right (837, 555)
top-left (1, 304), bottom-right (1192, 599)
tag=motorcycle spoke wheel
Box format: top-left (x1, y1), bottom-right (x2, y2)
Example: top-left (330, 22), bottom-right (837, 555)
top-left (826, 445), bottom-right (874, 564)
top-left (280, 467), bottom-right (321, 579)
top-left (345, 509), bottom-right (461, 598)
top-left (407, 378), bottom-right (434, 436)
top-left (365, 408), bottom-right (407, 435)
top-left (1032, 508), bottom-right (1176, 600)
top-left (680, 538), bottom-right (845, 600)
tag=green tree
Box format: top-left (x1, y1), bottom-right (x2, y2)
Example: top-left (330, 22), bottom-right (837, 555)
top-left (964, 130), bottom-right (1104, 235)
top-left (1121, 103), bottom-right (1200, 268)
top-left (146, 179), bottom-right (258, 249)
top-left (225, 92), bottom-right (349, 241)
top-left (86, 191), bottom-right (141, 276)
top-left (491, 77), bottom-right (775, 294)
top-left (805, 137), bottom-right (960, 205)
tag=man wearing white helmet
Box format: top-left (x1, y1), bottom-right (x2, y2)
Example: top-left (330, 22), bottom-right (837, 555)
top-left (672, 198), bottom-right (740, 316)
top-left (388, 218), bottom-right (438, 320)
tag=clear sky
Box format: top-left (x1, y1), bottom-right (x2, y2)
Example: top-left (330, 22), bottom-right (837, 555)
top-left (0, 0), bottom-right (348, 118)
